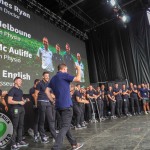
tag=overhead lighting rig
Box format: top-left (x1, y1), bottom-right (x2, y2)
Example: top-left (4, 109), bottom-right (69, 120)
top-left (14, 0), bottom-right (88, 40)
top-left (107, 0), bottom-right (130, 24)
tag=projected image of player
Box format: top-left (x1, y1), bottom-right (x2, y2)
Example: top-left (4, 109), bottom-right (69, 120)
top-left (52, 44), bottom-right (64, 73)
top-left (75, 53), bottom-right (85, 82)
top-left (36, 37), bottom-right (54, 72)
top-left (64, 43), bottom-right (75, 74)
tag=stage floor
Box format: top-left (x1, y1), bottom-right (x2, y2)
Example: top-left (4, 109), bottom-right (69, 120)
top-left (5, 114), bottom-right (150, 150)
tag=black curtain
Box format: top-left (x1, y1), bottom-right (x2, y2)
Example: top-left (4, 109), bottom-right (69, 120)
top-left (86, 10), bottom-right (150, 84)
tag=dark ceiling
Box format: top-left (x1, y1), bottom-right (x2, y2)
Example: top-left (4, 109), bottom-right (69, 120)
top-left (34, 0), bottom-right (148, 32)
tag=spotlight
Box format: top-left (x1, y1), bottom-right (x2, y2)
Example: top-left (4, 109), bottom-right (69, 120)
top-left (122, 15), bottom-right (127, 22)
top-left (107, 0), bottom-right (116, 7)
top-left (120, 13), bottom-right (130, 23)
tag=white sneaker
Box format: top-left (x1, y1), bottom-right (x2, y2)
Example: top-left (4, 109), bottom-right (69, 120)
top-left (145, 111), bottom-right (148, 115)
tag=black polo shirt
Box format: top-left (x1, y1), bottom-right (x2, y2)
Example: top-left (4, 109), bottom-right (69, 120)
top-left (86, 90), bottom-right (95, 97)
top-left (113, 88), bottom-right (122, 100)
top-left (122, 89), bottom-right (129, 99)
top-left (95, 91), bottom-right (101, 100)
top-left (128, 87), bottom-right (138, 99)
top-left (36, 80), bottom-right (49, 102)
top-left (8, 86), bottom-right (23, 107)
top-left (72, 90), bottom-right (80, 105)
top-left (29, 87), bottom-right (35, 105)
top-left (107, 91), bottom-right (113, 96)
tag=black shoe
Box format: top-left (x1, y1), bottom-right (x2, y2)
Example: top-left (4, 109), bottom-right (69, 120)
top-left (11, 144), bottom-right (19, 150)
top-left (41, 137), bottom-right (49, 144)
top-left (17, 141), bottom-right (29, 148)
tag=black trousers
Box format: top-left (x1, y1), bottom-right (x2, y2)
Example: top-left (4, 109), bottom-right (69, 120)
top-left (73, 104), bottom-right (84, 125)
top-left (85, 103), bottom-right (92, 121)
top-left (123, 98), bottom-right (129, 115)
top-left (10, 106), bottom-right (25, 145)
top-left (38, 101), bottom-right (56, 139)
top-left (116, 99), bottom-right (123, 117)
top-left (33, 107), bottom-right (39, 136)
top-left (97, 99), bottom-right (104, 117)
top-left (103, 99), bottom-right (108, 117)
top-left (55, 111), bottom-right (61, 130)
top-left (130, 98), bottom-right (140, 114)
top-left (52, 107), bottom-right (77, 150)
top-left (110, 101), bottom-right (116, 116)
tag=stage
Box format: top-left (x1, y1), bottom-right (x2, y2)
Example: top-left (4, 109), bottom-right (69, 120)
top-left (5, 114), bottom-right (150, 150)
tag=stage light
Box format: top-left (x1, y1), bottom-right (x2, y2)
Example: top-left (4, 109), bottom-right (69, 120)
top-left (110, 0), bottom-right (116, 6)
top-left (122, 15), bottom-right (127, 22)
top-left (107, 0), bottom-right (116, 7)
top-left (120, 13), bottom-right (130, 23)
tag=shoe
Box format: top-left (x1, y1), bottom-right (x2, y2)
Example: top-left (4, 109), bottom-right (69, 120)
top-left (101, 117), bottom-right (106, 121)
top-left (81, 123), bottom-right (87, 128)
top-left (34, 135), bottom-right (39, 142)
top-left (11, 144), bottom-right (19, 150)
top-left (28, 128), bottom-right (34, 138)
top-left (41, 137), bottom-right (49, 144)
top-left (22, 136), bottom-right (26, 140)
top-left (113, 116), bottom-right (117, 119)
top-left (52, 138), bottom-right (55, 143)
top-left (43, 134), bottom-right (49, 140)
top-left (72, 143), bottom-right (84, 150)
top-left (75, 124), bottom-right (82, 130)
top-left (56, 130), bottom-right (59, 134)
top-left (84, 121), bottom-right (88, 125)
top-left (17, 141), bottom-right (29, 148)
top-left (145, 111), bottom-right (148, 115)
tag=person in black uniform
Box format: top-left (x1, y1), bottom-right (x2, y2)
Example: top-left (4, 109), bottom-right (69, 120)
top-left (95, 86), bottom-right (105, 120)
top-left (122, 84), bottom-right (130, 116)
top-left (8, 77), bottom-right (29, 150)
top-left (52, 44), bottom-right (64, 74)
top-left (113, 83), bottom-right (123, 118)
top-left (107, 86), bottom-right (116, 119)
top-left (86, 85), bottom-right (96, 122)
top-left (34, 72), bottom-right (56, 143)
top-left (72, 84), bottom-right (89, 129)
top-left (101, 85), bottom-right (108, 118)
top-left (29, 79), bottom-right (40, 142)
top-left (128, 83), bottom-right (140, 115)
top-left (63, 43), bottom-right (75, 75)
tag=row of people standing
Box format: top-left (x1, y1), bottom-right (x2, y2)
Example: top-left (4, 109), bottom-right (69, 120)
top-left (70, 82), bottom-right (150, 127)
top-left (82, 83), bottom-right (150, 122)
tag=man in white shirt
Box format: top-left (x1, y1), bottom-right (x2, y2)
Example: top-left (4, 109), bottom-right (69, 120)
top-left (36, 37), bottom-right (54, 72)
top-left (75, 53), bottom-right (85, 82)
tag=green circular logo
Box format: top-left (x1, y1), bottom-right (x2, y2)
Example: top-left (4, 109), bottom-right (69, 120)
top-left (0, 122), bottom-right (7, 138)
top-left (0, 113), bottom-right (13, 148)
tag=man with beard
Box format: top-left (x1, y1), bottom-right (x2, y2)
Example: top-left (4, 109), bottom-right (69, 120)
top-left (75, 53), bottom-right (85, 82)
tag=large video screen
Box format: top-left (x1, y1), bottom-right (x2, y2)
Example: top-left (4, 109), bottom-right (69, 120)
top-left (0, 0), bottom-right (90, 93)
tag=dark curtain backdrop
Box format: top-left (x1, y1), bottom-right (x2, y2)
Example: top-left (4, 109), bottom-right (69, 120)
top-left (86, 10), bottom-right (150, 84)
